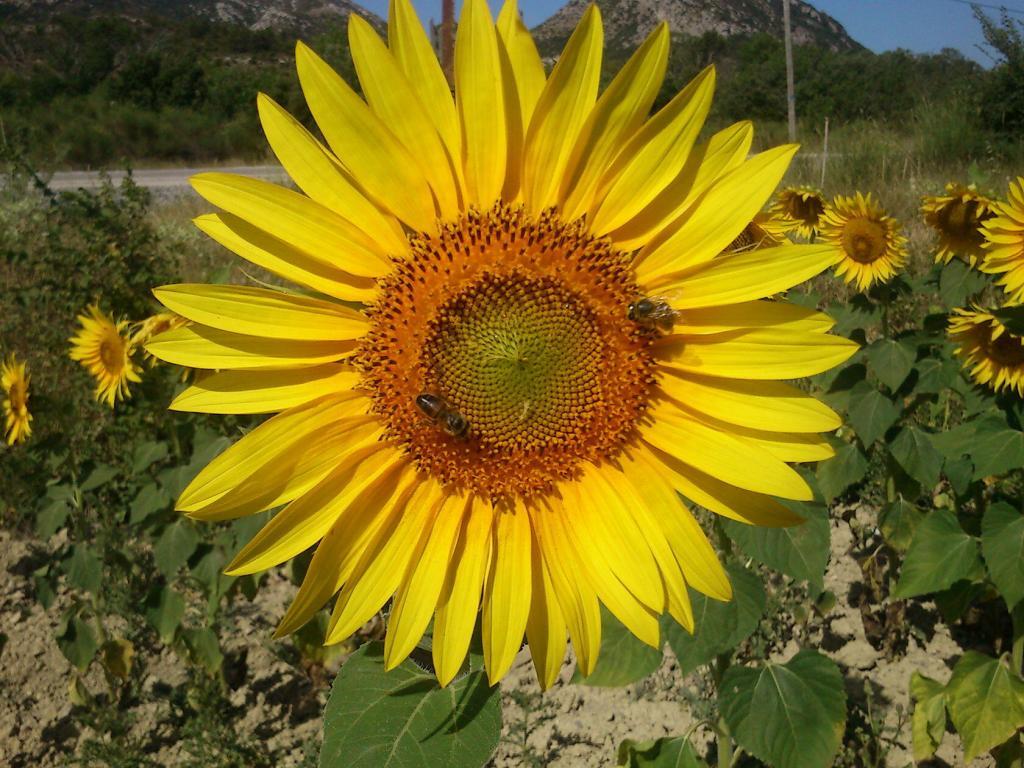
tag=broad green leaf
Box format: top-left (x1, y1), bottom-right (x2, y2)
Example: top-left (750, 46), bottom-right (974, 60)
top-left (36, 499), bottom-right (70, 538)
top-left (816, 442), bottom-right (868, 502)
top-left (723, 498), bottom-right (829, 593)
top-left (910, 671), bottom-right (947, 761)
top-left (133, 440), bottom-right (169, 474)
top-left (893, 509), bottom-right (983, 599)
top-left (890, 427), bottom-right (944, 489)
top-left (617, 736), bottom-right (707, 767)
top-left (970, 417), bottom-right (1024, 480)
top-left (153, 519), bottom-right (200, 577)
top-left (981, 502), bottom-right (1024, 610)
top-left (846, 384), bottom-right (901, 447)
top-left (65, 545), bottom-right (102, 594)
top-left (946, 651), bottom-right (1024, 761)
top-left (130, 482), bottom-right (171, 525)
top-left (930, 421), bottom-right (977, 462)
top-left (865, 338), bottom-right (915, 392)
top-left (663, 564), bottom-right (765, 675)
top-left (914, 357), bottom-right (961, 395)
top-left (80, 463), bottom-right (118, 492)
top-left (719, 650), bottom-right (846, 768)
top-left (100, 638), bottom-right (135, 680)
top-left (878, 498), bottom-right (924, 552)
top-left (320, 642), bottom-right (501, 768)
top-left (574, 606), bottom-right (663, 687)
top-left (183, 627), bottom-right (223, 674)
top-left (945, 456), bottom-right (975, 496)
top-left (145, 587), bottom-right (185, 644)
top-left (934, 580), bottom-right (986, 624)
top-left (939, 258), bottom-right (990, 307)
top-left (57, 612), bottom-right (99, 672)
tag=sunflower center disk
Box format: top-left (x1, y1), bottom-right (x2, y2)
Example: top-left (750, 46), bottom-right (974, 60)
top-left (842, 218), bottom-right (885, 264)
top-left (988, 331), bottom-right (1024, 367)
top-left (359, 203), bottom-right (656, 499)
top-left (99, 339), bottom-right (120, 370)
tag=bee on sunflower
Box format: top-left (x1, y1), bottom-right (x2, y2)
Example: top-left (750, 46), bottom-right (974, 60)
top-left (980, 176), bottom-right (1024, 304)
top-left (922, 182), bottom-right (995, 266)
top-left (1, 354), bottom-right (32, 445)
top-left (948, 307), bottom-right (1024, 397)
top-left (770, 186), bottom-right (826, 238)
top-left (723, 210), bottom-right (794, 255)
top-left (818, 192), bottom-right (908, 292)
top-left (147, 0), bottom-right (855, 688)
top-left (131, 312), bottom-right (191, 363)
top-left (69, 304), bottom-right (142, 407)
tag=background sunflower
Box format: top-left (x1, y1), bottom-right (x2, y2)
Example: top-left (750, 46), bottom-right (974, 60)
top-left (819, 192), bottom-right (908, 291)
top-left (68, 304), bottom-right (142, 407)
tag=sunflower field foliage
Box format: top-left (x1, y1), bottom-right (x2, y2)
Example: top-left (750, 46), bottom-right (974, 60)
top-left (3, 2), bottom-right (1024, 767)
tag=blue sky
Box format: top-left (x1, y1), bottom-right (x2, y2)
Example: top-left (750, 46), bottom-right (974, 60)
top-left (358, 0), bottom-right (1020, 65)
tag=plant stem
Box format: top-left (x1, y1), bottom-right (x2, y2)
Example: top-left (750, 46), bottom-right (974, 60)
top-left (881, 292), bottom-right (891, 339)
top-left (712, 653), bottom-right (733, 768)
top-left (1012, 603), bottom-right (1024, 677)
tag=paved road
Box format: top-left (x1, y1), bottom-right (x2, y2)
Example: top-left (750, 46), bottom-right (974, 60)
top-left (46, 165), bottom-right (287, 191)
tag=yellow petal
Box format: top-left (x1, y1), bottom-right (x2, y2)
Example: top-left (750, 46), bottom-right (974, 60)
top-left (560, 22), bottom-right (669, 221)
top-left (611, 120), bottom-right (753, 251)
top-left (274, 466), bottom-right (425, 638)
top-left (637, 144), bottom-right (799, 282)
top-left (146, 324), bottom-right (353, 371)
top-left (482, 501), bottom-right (532, 684)
top-left (153, 284), bottom-right (366, 341)
top-left (657, 327), bottom-right (858, 380)
top-left (349, 15), bottom-right (462, 219)
top-left (524, 521), bottom-right (568, 690)
top-left (434, 495), bottom-right (494, 686)
top-left (657, 372), bottom-right (841, 433)
top-left (226, 445), bottom-right (402, 575)
top-left (673, 301), bottom-right (835, 336)
top-left (385, 491), bottom-right (469, 670)
top-left (643, 442), bottom-right (804, 527)
top-left (388, 0), bottom-right (462, 173)
top-left (521, 5), bottom-right (602, 216)
top-left (455, 0), bottom-right (507, 207)
top-left (191, 173), bottom-right (390, 279)
top-left (295, 41), bottom-right (438, 233)
top-left (170, 365), bottom-right (361, 414)
top-left (496, 0), bottom-right (545, 133)
top-left (644, 408), bottom-right (813, 501)
top-left (588, 66), bottom-right (715, 236)
top-left (193, 213), bottom-right (377, 304)
top-left (256, 93), bottom-right (408, 255)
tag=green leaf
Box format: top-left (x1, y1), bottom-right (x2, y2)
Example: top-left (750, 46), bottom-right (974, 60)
top-left (993, 304), bottom-right (1024, 335)
top-left (182, 627), bottom-right (223, 674)
top-left (145, 587), bottom-right (185, 644)
top-left (930, 421), bottom-right (977, 462)
top-left (939, 258), bottom-right (989, 307)
top-left (970, 417), bottom-right (1024, 480)
top-left (57, 612), bottom-right (99, 672)
top-left (319, 642), bottom-right (501, 768)
top-left (982, 502), bottom-right (1024, 610)
top-left (846, 384), bottom-right (901, 447)
top-left (36, 499), bottom-right (71, 538)
top-left (934, 580), bottom-right (985, 624)
top-left (130, 482), bottom-right (171, 525)
top-left (878, 498), bottom-right (924, 552)
top-left (946, 652), bottom-right (1024, 761)
top-left (723, 499), bottom-right (829, 593)
top-left (133, 440), bottom-right (169, 474)
top-left (945, 456), bottom-right (976, 496)
top-left (663, 564), bottom-right (765, 675)
top-left (719, 649), bottom-right (846, 768)
top-left (80, 463), bottom-right (118, 492)
top-left (866, 338), bottom-right (915, 391)
top-left (910, 671), bottom-right (947, 761)
top-left (890, 427), bottom-right (945, 490)
top-left (573, 605), bottom-right (663, 687)
top-left (65, 545), bottom-right (102, 594)
top-left (153, 519), bottom-right (199, 577)
top-left (617, 736), bottom-right (707, 767)
top-left (893, 509), bottom-right (983, 599)
top-left (815, 442), bottom-right (868, 502)
top-left (915, 357), bottom-right (961, 395)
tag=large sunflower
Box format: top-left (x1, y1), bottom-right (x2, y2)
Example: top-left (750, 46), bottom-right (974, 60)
top-left (981, 176), bottom-right (1024, 304)
top-left (820, 192), bottom-right (908, 291)
top-left (922, 182), bottom-right (995, 266)
top-left (948, 307), bottom-right (1024, 397)
top-left (1, 354), bottom-right (31, 445)
top-left (770, 186), bottom-right (826, 238)
top-left (149, 0), bottom-right (855, 688)
top-left (69, 304), bottom-right (141, 407)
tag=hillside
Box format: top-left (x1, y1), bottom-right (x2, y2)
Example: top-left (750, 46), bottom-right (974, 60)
top-left (532, 0), bottom-right (861, 57)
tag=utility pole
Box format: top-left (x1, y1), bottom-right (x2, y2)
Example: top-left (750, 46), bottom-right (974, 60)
top-left (783, 0), bottom-right (797, 142)
top-left (441, 0), bottom-right (455, 85)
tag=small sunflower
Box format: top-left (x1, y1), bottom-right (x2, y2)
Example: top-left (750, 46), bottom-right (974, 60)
top-left (723, 210), bottom-right (793, 255)
top-left (980, 176), bottom-right (1024, 304)
top-left (922, 182), bottom-right (995, 266)
top-left (1, 354), bottom-right (31, 445)
top-left (771, 186), bottom-right (826, 238)
top-left (819, 192), bottom-right (908, 291)
top-left (69, 304), bottom-right (142, 407)
top-left (132, 312), bottom-right (191, 364)
top-left (949, 307), bottom-right (1024, 396)
top-left (148, 0), bottom-right (855, 688)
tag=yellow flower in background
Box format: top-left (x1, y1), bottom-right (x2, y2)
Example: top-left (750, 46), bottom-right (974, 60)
top-left (949, 307), bottom-right (1024, 397)
top-left (2, 355), bottom-right (31, 445)
top-left (131, 312), bottom-right (191, 364)
top-left (723, 210), bottom-right (794, 255)
top-left (69, 304), bottom-right (142, 407)
top-left (820, 192), bottom-right (908, 292)
top-left (981, 176), bottom-right (1024, 304)
top-left (771, 186), bottom-right (826, 238)
top-left (147, 0), bottom-right (854, 688)
top-left (922, 182), bottom-right (995, 266)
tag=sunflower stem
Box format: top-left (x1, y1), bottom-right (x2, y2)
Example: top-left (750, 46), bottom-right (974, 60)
top-left (1012, 603), bottom-right (1024, 677)
top-left (711, 653), bottom-right (734, 767)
